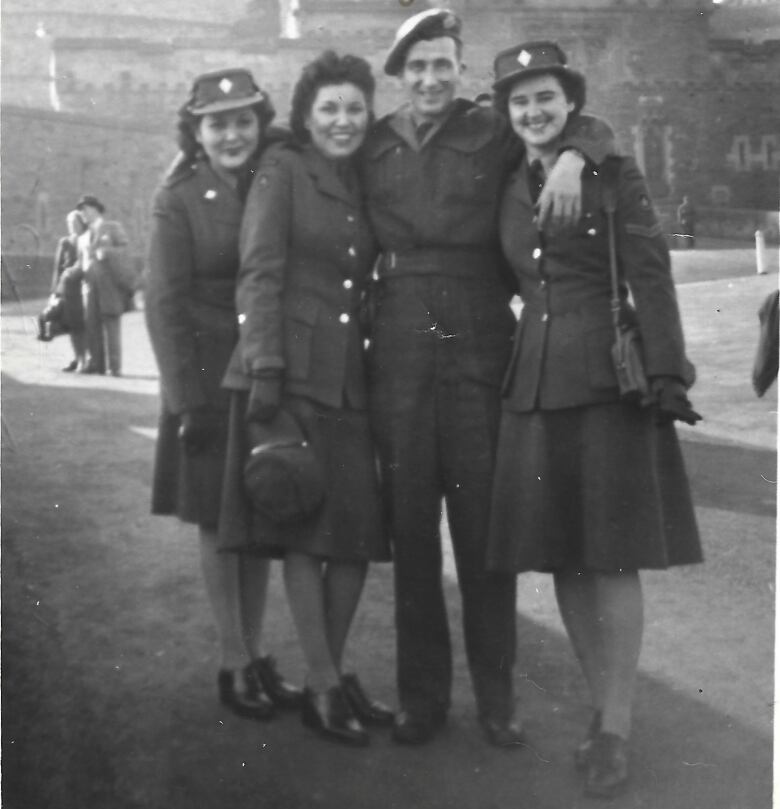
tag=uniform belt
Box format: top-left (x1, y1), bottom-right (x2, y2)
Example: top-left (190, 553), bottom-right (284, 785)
top-left (379, 248), bottom-right (502, 279)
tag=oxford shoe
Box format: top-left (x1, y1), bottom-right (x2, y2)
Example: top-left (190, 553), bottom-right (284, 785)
top-left (249, 655), bottom-right (303, 709)
top-left (218, 667), bottom-right (275, 721)
top-left (301, 686), bottom-right (370, 747)
top-left (480, 717), bottom-right (527, 748)
top-left (391, 708), bottom-right (446, 746)
top-left (584, 732), bottom-right (629, 800)
top-left (341, 673), bottom-right (395, 726)
top-left (574, 710), bottom-right (602, 771)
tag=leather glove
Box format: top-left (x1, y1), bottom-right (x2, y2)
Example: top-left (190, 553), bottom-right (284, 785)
top-left (246, 373), bottom-right (282, 423)
top-left (651, 377), bottom-right (702, 426)
top-left (178, 408), bottom-right (219, 455)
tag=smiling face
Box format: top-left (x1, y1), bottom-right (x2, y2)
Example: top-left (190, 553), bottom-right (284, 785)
top-left (401, 36), bottom-right (462, 123)
top-left (507, 72), bottom-right (575, 159)
top-left (305, 82), bottom-right (370, 160)
top-left (195, 107), bottom-right (261, 173)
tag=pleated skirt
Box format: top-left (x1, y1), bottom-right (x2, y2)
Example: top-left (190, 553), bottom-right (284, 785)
top-left (487, 402), bottom-right (703, 573)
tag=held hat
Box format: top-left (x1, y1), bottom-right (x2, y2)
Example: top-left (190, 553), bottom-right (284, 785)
top-left (243, 410), bottom-right (325, 524)
top-left (492, 40), bottom-right (586, 111)
top-left (384, 8), bottom-right (462, 76)
top-left (75, 194), bottom-right (105, 214)
top-left (184, 68), bottom-right (272, 117)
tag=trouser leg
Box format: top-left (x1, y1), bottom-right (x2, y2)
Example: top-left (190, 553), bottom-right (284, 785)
top-left (372, 388), bottom-right (450, 719)
top-left (84, 283), bottom-right (104, 372)
top-left (441, 379), bottom-right (516, 722)
top-left (103, 315), bottom-right (121, 374)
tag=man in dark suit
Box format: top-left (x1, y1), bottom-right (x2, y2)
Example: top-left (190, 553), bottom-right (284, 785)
top-left (362, 8), bottom-right (615, 748)
top-left (76, 194), bottom-right (130, 375)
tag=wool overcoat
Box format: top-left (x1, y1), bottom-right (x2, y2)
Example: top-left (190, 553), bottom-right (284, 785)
top-left (145, 157), bottom-right (248, 527)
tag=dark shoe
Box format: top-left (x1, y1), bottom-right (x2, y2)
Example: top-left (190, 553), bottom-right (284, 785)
top-left (78, 364), bottom-right (103, 375)
top-left (584, 732), bottom-right (629, 799)
top-left (218, 667), bottom-right (275, 721)
top-left (575, 710), bottom-right (602, 770)
top-left (480, 717), bottom-right (526, 748)
top-left (391, 708), bottom-right (446, 746)
top-left (341, 673), bottom-right (395, 726)
top-left (301, 685), bottom-right (369, 746)
top-left (62, 360), bottom-right (78, 372)
top-left (248, 655), bottom-right (303, 709)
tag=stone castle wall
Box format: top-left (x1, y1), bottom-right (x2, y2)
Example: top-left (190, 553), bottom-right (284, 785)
top-left (2, 0), bottom-right (778, 260)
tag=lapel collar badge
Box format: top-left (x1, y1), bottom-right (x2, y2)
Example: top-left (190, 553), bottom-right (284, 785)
top-left (218, 78), bottom-right (233, 95)
top-left (518, 50), bottom-right (532, 67)
top-left (204, 189), bottom-right (217, 200)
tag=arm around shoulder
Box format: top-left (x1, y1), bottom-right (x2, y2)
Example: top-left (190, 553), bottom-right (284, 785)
top-left (561, 113), bottom-right (616, 167)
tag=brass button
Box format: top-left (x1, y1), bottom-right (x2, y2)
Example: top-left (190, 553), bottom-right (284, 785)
top-left (347, 214), bottom-right (355, 223)
top-left (541, 313), bottom-right (549, 322)
top-left (348, 246), bottom-right (357, 257)
top-left (339, 313), bottom-right (350, 324)
top-left (343, 279), bottom-right (354, 290)
top-left (532, 248), bottom-right (542, 260)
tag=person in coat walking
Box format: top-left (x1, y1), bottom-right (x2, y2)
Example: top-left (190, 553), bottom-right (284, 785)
top-left (51, 209), bottom-right (88, 371)
top-left (361, 8), bottom-right (616, 748)
top-left (221, 51), bottom-right (392, 747)
top-left (145, 69), bottom-right (301, 721)
top-left (76, 194), bottom-right (130, 376)
top-left (486, 41), bottom-right (703, 798)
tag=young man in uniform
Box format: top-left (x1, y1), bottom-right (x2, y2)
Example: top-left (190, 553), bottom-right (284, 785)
top-left (362, 8), bottom-right (616, 747)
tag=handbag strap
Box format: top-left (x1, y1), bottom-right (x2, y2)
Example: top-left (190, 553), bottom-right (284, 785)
top-left (600, 157), bottom-right (622, 336)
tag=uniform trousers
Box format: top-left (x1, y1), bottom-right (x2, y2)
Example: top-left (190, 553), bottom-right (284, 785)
top-left (369, 273), bottom-right (517, 723)
top-left (84, 282), bottom-right (121, 374)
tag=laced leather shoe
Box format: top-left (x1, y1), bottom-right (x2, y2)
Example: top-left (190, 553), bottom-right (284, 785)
top-left (301, 685), bottom-right (370, 747)
top-left (584, 732), bottom-right (629, 799)
top-left (341, 673), bottom-right (395, 726)
top-left (217, 666), bottom-right (275, 721)
top-left (248, 655), bottom-right (303, 709)
top-left (479, 717), bottom-right (526, 748)
top-left (391, 707), bottom-right (447, 746)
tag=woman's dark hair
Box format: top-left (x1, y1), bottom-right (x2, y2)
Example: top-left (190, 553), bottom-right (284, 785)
top-left (493, 68), bottom-right (587, 122)
top-left (289, 50), bottom-right (375, 144)
top-left (174, 100), bottom-right (275, 163)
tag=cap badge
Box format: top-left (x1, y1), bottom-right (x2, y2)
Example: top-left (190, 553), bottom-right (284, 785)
top-left (218, 78), bottom-right (233, 95)
top-left (518, 50), bottom-right (532, 67)
top-left (443, 14), bottom-right (456, 29)
top-left (204, 189), bottom-right (217, 200)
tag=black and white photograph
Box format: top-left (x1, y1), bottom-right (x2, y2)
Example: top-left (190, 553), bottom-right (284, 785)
top-left (1, 1), bottom-right (778, 807)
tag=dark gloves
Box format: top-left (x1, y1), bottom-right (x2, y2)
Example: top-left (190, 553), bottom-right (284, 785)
top-left (178, 407), bottom-right (220, 455)
top-left (246, 372), bottom-right (283, 423)
top-left (651, 377), bottom-right (702, 426)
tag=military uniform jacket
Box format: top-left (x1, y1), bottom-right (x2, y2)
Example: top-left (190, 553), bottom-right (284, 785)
top-left (362, 99), bottom-right (615, 267)
top-left (223, 142), bottom-right (377, 411)
top-left (500, 156), bottom-right (692, 413)
top-left (145, 157), bottom-right (247, 415)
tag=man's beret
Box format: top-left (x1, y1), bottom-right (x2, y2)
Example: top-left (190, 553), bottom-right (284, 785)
top-left (384, 8), bottom-right (462, 77)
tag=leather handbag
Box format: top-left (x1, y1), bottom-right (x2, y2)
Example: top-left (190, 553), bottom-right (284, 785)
top-left (602, 160), bottom-right (651, 406)
top-left (243, 409), bottom-right (325, 524)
